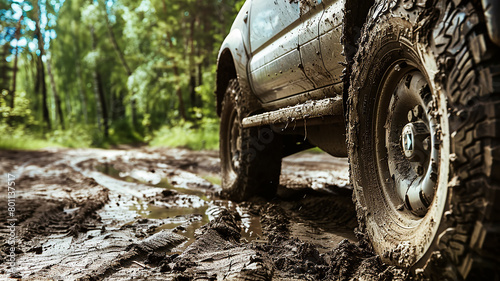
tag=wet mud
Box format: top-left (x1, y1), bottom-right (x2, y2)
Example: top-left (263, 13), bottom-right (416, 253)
top-left (0, 147), bottom-right (403, 280)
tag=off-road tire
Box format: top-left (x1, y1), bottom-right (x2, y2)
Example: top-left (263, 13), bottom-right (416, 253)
top-left (220, 79), bottom-right (282, 202)
top-left (347, 0), bottom-right (500, 279)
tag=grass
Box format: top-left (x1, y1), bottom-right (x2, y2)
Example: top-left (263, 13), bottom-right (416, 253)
top-left (0, 127), bottom-right (92, 150)
top-left (201, 174), bottom-right (222, 186)
top-left (0, 118), bottom-right (220, 151)
top-left (0, 135), bottom-right (63, 150)
top-left (149, 120), bottom-right (219, 150)
top-left (0, 120), bottom-right (146, 150)
top-left (0, 123), bottom-right (330, 154)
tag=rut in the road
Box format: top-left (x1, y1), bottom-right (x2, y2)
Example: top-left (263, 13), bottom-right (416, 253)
top-left (81, 230), bottom-right (187, 280)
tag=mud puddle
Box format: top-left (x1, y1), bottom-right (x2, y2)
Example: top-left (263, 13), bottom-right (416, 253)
top-left (94, 162), bottom-right (263, 252)
top-left (96, 163), bottom-right (209, 198)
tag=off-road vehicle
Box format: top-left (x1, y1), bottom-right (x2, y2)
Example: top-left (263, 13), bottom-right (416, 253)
top-left (215, 0), bottom-right (500, 278)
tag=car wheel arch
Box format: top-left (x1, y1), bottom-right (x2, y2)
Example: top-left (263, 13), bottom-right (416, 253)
top-left (216, 48), bottom-right (237, 117)
top-left (342, 0), bottom-right (374, 119)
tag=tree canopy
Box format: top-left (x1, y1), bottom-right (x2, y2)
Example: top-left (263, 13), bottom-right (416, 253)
top-left (0, 0), bottom-right (244, 148)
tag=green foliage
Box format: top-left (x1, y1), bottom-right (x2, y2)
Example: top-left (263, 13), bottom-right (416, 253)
top-left (0, 125), bottom-right (93, 150)
top-left (0, 90), bottom-right (35, 128)
top-left (80, 3), bottom-right (104, 27)
top-left (150, 119), bottom-right (219, 150)
top-left (0, 134), bottom-right (61, 150)
top-left (107, 119), bottom-right (144, 146)
top-left (0, 0), bottom-right (242, 150)
top-left (45, 127), bottom-right (93, 148)
top-left (0, 90), bottom-right (92, 149)
top-left (195, 67), bottom-right (218, 119)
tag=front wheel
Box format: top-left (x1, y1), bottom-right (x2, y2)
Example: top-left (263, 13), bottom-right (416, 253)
top-left (348, 0), bottom-right (500, 278)
top-left (219, 79), bottom-right (282, 202)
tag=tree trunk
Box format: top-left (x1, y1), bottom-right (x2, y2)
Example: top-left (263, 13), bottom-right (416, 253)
top-left (173, 66), bottom-right (187, 121)
top-left (1, 45), bottom-right (11, 97)
top-left (64, 86), bottom-right (72, 122)
top-left (100, 1), bottom-right (137, 128)
top-left (92, 70), bottom-right (102, 132)
top-left (101, 1), bottom-right (132, 76)
top-left (90, 26), bottom-right (108, 137)
top-left (198, 62), bottom-right (203, 88)
top-left (189, 18), bottom-right (197, 108)
top-left (26, 52), bottom-right (39, 112)
top-left (75, 59), bottom-right (88, 124)
top-left (160, 0), bottom-right (187, 121)
top-left (96, 73), bottom-right (109, 137)
top-left (196, 37), bottom-right (204, 109)
top-left (73, 30), bottom-right (88, 124)
top-left (38, 57), bottom-right (51, 130)
top-left (197, 61), bottom-right (203, 107)
top-left (190, 75), bottom-right (196, 107)
top-left (131, 99), bottom-right (137, 127)
top-left (47, 57), bottom-right (65, 129)
top-left (10, 15), bottom-right (23, 108)
top-left (35, 1), bottom-right (51, 131)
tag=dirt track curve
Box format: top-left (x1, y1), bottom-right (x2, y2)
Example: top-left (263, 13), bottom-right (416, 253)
top-left (0, 147), bottom-right (406, 280)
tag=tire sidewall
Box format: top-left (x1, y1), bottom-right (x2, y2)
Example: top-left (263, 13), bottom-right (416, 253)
top-left (220, 80), bottom-right (244, 200)
top-left (348, 15), bottom-right (452, 270)
top-left (219, 79), bottom-right (283, 202)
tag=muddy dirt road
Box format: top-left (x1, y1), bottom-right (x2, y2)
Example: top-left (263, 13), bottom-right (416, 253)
top-left (0, 147), bottom-right (405, 280)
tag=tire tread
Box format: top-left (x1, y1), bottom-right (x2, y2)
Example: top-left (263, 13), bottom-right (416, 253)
top-left (348, 0), bottom-right (500, 279)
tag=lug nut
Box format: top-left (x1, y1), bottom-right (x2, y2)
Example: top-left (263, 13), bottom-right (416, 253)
top-left (414, 165), bottom-right (424, 176)
top-left (407, 110), bottom-right (415, 122)
top-left (422, 137), bottom-right (430, 151)
top-left (412, 105), bottom-right (424, 119)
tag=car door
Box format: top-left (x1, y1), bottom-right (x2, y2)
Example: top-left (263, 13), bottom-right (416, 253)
top-left (248, 0), bottom-right (315, 103)
top-left (298, 0), bottom-right (334, 88)
top-left (318, 0), bottom-right (345, 84)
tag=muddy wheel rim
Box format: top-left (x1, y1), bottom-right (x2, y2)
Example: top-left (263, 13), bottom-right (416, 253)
top-left (374, 63), bottom-right (441, 221)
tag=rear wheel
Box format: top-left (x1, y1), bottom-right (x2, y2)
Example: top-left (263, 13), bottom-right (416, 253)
top-left (220, 79), bottom-right (282, 201)
top-left (348, 0), bottom-right (500, 278)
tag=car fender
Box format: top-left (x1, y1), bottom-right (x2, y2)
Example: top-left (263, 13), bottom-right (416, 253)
top-left (218, 28), bottom-right (249, 83)
top-left (215, 2), bottom-right (254, 116)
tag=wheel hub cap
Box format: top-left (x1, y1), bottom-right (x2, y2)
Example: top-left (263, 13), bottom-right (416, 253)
top-left (379, 70), bottom-right (440, 217)
top-left (402, 121), bottom-right (430, 160)
top-left (402, 124), bottom-right (414, 158)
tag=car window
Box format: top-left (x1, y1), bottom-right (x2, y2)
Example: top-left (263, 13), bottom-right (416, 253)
top-left (250, 0), bottom-right (300, 52)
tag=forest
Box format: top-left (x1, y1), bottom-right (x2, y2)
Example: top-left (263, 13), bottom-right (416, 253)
top-left (0, 0), bottom-right (244, 149)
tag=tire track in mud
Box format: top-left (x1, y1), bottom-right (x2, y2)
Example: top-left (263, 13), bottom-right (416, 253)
top-left (1, 148), bottom-right (403, 280)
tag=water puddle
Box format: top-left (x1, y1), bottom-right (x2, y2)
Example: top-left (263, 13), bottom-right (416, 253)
top-left (97, 163), bottom-right (209, 198)
top-left (95, 162), bottom-right (263, 249)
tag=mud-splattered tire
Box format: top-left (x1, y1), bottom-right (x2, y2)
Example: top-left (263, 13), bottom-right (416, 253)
top-left (347, 0), bottom-right (500, 279)
top-left (220, 79), bottom-right (282, 202)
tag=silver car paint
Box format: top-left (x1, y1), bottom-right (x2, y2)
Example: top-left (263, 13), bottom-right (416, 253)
top-left (248, 0), bottom-right (314, 102)
top-left (218, 0), bottom-right (346, 105)
top-left (299, 0), bottom-right (334, 89)
top-left (217, 1), bottom-right (251, 97)
top-left (319, 0), bottom-right (345, 84)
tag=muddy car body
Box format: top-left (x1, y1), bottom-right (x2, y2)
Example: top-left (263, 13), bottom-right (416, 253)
top-left (216, 0), bottom-right (500, 279)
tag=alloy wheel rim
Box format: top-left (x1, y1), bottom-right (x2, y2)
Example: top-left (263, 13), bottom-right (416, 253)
top-left (375, 64), bottom-right (441, 219)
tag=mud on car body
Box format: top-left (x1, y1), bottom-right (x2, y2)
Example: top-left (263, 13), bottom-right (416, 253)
top-left (216, 0), bottom-right (500, 279)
